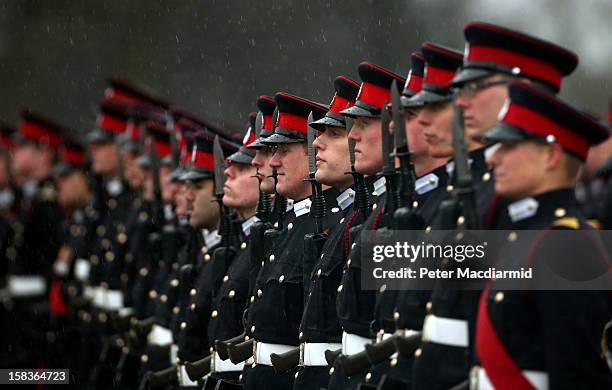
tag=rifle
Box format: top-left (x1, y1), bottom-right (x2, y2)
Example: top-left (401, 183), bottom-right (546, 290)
top-left (344, 116), bottom-right (370, 219)
top-left (227, 338), bottom-right (254, 364)
top-left (215, 332), bottom-right (246, 361)
top-left (270, 348), bottom-right (300, 374)
top-left (144, 365), bottom-right (178, 388)
top-left (380, 103), bottom-right (400, 218)
top-left (184, 354), bottom-right (212, 381)
top-left (390, 80), bottom-right (425, 230)
top-left (302, 115), bottom-right (328, 295)
top-left (364, 331), bottom-right (421, 365)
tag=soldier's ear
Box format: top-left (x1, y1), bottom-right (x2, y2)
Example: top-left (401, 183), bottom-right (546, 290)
top-left (544, 142), bottom-right (564, 172)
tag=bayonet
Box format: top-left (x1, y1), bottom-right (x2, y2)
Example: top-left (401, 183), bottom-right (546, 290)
top-left (255, 111), bottom-right (263, 138)
top-left (213, 135), bottom-right (226, 199)
top-left (306, 112), bottom-right (325, 234)
top-left (344, 110), bottom-right (369, 217)
top-left (381, 103), bottom-right (400, 214)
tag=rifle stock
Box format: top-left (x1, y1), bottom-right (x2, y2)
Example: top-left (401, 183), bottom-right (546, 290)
top-left (227, 338), bottom-right (254, 364)
top-left (185, 355), bottom-right (212, 381)
top-left (270, 347), bottom-right (300, 374)
top-left (145, 365), bottom-right (178, 388)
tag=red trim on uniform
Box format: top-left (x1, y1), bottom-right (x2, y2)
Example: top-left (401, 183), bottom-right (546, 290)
top-left (424, 66), bottom-right (456, 88)
top-left (128, 123), bottom-right (140, 141)
top-left (358, 82), bottom-right (391, 109)
top-left (154, 139), bottom-right (171, 158)
top-left (276, 112), bottom-right (308, 133)
top-left (105, 87), bottom-right (144, 104)
top-left (262, 114), bottom-right (274, 131)
top-left (329, 94), bottom-right (352, 113)
top-left (20, 121), bottom-right (61, 147)
top-left (192, 150), bottom-right (214, 170)
top-left (468, 45), bottom-right (562, 89)
top-left (0, 136), bottom-right (14, 149)
top-left (404, 73), bottom-right (424, 94)
top-left (344, 209), bottom-right (361, 258)
top-left (476, 285), bottom-right (535, 390)
top-left (98, 114), bottom-right (128, 134)
top-left (502, 104), bottom-right (590, 160)
top-left (63, 148), bottom-right (86, 166)
top-left (50, 278), bottom-right (69, 316)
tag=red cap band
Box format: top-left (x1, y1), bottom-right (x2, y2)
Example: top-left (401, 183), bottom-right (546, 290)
top-left (424, 66), bottom-right (456, 89)
top-left (502, 103), bottom-right (590, 160)
top-left (192, 149), bottom-right (214, 170)
top-left (357, 82), bottom-right (390, 109)
top-left (404, 72), bottom-right (424, 94)
top-left (98, 114), bottom-right (128, 134)
top-left (329, 94), bottom-right (352, 113)
top-left (20, 121), bottom-right (61, 147)
top-left (63, 148), bottom-right (86, 166)
top-left (468, 45), bottom-right (562, 89)
top-left (276, 112), bottom-right (307, 133)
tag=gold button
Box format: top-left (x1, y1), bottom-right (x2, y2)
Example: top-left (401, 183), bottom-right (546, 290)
top-left (317, 269), bottom-right (322, 277)
top-left (379, 284), bottom-right (386, 293)
top-left (209, 347), bottom-right (214, 354)
top-left (446, 185), bottom-right (454, 192)
top-left (372, 203), bottom-right (377, 210)
top-left (555, 208), bottom-right (567, 218)
top-left (508, 232), bottom-right (518, 242)
top-left (175, 357), bottom-right (181, 364)
top-left (190, 288), bottom-right (197, 296)
top-left (120, 273), bottom-right (129, 283)
top-left (98, 312), bottom-right (107, 322)
top-left (90, 255), bottom-right (99, 265)
top-left (100, 282), bottom-right (108, 289)
top-left (180, 321), bottom-right (187, 329)
top-left (228, 290), bottom-right (236, 298)
top-left (482, 172), bottom-right (491, 182)
top-left (390, 357), bottom-right (398, 367)
top-left (149, 290), bottom-right (157, 299)
top-left (251, 325), bottom-right (255, 333)
top-left (101, 238), bottom-right (111, 249)
top-left (365, 372), bottom-right (372, 382)
top-left (160, 294), bottom-right (168, 302)
top-left (346, 259), bottom-right (352, 267)
top-left (337, 285), bottom-right (343, 293)
top-left (191, 303), bottom-right (196, 311)
top-left (332, 207), bottom-right (340, 213)
top-left (288, 223), bottom-right (293, 230)
top-left (201, 246), bottom-right (208, 254)
top-left (426, 301), bottom-right (432, 311)
top-left (414, 348), bottom-right (422, 357)
top-left (279, 275), bottom-right (285, 283)
top-left (211, 310), bottom-right (218, 318)
top-left (171, 278), bottom-right (179, 287)
top-left (96, 225), bottom-right (106, 237)
top-left (257, 289), bottom-right (263, 297)
top-left (250, 296), bottom-right (255, 303)
top-left (173, 306), bottom-right (179, 314)
top-left (269, 254), bottom-right (275, 261)
top-left (140, 354), bottom-right (148, 363)
top-left (494, 291), bottom-right (504, 303)
top-left (457, 216), bottom-right (465, 226)
top-left (299, 332), bottom-right (303, 340)
top-left (240, 242), bottom-right (247, 250)
top-left (413, 200), bottom-right (419, 208)
top-left (204, 254), bottom-right (211, 262)
top-left (139, 212), bottom-right (148, 221)
top-left (139, 267), bottom-right (148, 277)
top-left (393, 311), bottom-right (400, 321)
top-left (105, 251), bottom-right (115, 262)
top-left (273, 222), bottom-right (279, 228)
top-left (223, 275), bottom-right (230, 283)
top-left (329, 367), bottom-right (335, 375)
top-left (117, 233), bottom-right (128, 244)
top-left (295, 371), bottom-right (299, 379)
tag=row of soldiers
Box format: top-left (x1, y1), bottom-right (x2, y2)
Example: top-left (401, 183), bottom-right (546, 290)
top-left (1, 20), bottom-right (612, 389)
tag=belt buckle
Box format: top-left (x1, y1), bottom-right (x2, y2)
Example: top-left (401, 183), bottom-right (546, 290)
top-left (252, 340), bottom-right (258, 365)
top-left (211, 351), bottom-right (216, 372)
top-left (469, 365), bottom-right (479, 390)
top-left (422, 315), bottom-right (431, 342)
top-left (299, 343), bottom-right (305, 366)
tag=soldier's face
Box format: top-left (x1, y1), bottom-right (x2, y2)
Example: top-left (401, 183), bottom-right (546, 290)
top-left (456, 74), bottom-right (509, 143)
top-left (12, 143), bottom-right (38, 182)
top-left (487, 140), bottom-right (551, 199)
top-left (56, 170), bottom-right (89, 207)
top-left (174, 183), bottom-right (188, 217)
top-left (269, 143), bottom-right (311, 200)
top-left (90, 141), bottom-right (119, 176)
top-left (419, 101), bottom-right (454, 158)
top-left (251, 147), bottom-right (275, 194)
top-left (186, 179), bottom-right (218, 229)
top-left (313, 126), bottom-right (352, 189)
top-left (123, 151), bottom-right (146, 190)
top-left (348, 116), bottom-right (383, 175)
top-left (223, 162), bottom-right (258, 216)
top-left (160, 166), bottom-right (174, 204)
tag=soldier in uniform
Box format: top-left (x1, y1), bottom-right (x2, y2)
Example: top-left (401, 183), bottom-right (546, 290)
top-left (8, 110), bottom-right (66, 369)
top-left (471, 80), bottom-right (612, 389)
top-left (203, 115), bottom-right (261, 389)
top-left (327, 62), bottom-right (405, 390)
top-left (292, 75), bottom-right (360, 390)
top-left (240, 92), bottom-right (328, 389)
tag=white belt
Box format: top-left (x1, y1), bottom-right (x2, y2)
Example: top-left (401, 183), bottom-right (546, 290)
top-left (422, 314), bottom-right (469, 348)
top-left (177, 364), bottom-right (198, 386)
top-left (253, 341), bottom-right (295, 366)
top-left (83, 286), bottom-right (95, 300)
top-left (118, 307), bottom-right (133, 318)
top-left (212, 351), bottom-right (245, 372)
top-left (470, 365), bottom-right (549, 390)
top-left (170, 344), bottom-right (178, 365)
top-left (300, 342), bottom-right (342, 366)
top-left (376, 332), bottom-right (394, 343)
top-left (342, 332), bottom-right (372, 356)
top-left (148, 324), bottom-right (173, 346)
top-left (8, 275), bottom-right (46, 297)
top-left (105, 289), bottom-right (124, 311)
top-left (74, 258), bottom-right (91, 281)
top-left (92, 287), bottom-right (105, 308)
